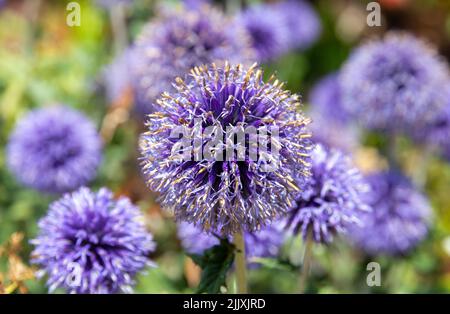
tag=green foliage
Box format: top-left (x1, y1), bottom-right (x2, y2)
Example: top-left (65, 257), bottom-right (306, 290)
top-left (189, 239), bottom-right (235, 294)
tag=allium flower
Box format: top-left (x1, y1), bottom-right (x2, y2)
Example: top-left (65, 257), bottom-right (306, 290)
top-left (274, 0), bottom-right (321, 50)
top-left (340, 33), bottom-right (450, 131)
top-left (308, 73), bottom-right (359, 151)
top-left (177, 221), bottom-right (286, 262)
top-left (139, 62), bottom-right (312, 235)
top-left (238, 4), bottom-right (289, 62)
top-left (31, 187), bottom-right (156, 294)
top-left (349, 171), bottom-right (432, 255)
top-left (132, 5), bottom-right (253, 113)
top-left (287, 144), bottom-right (370, 243)
top-left (7, 106), bottom-right (102, 193)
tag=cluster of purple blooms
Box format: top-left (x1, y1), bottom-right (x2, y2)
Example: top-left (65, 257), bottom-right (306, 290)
top-left (7, 0), bottom-right (449, 295)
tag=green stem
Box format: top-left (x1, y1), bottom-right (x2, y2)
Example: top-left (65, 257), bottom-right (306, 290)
top-left (298, 230), bottom-right (313, 293)
top-left (234, 229), bottom-right (248, 294)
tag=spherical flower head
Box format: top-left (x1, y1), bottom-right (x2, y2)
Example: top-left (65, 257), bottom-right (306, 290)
top-left (238, 4), bottom-right (289, 62)
top-left (340, 33), bottom-right (450, 131)
top-left (274, 0), bottom-right (321, 51)
top-left (31, 187), bottom-right (156, 294)
top-left (349, 171), bottom-right (432, 256)
top-left (308, 73), bottom-right (359, 151)
top-left (287, 144), bottom-right (370, 243)
top-left (177, 220), bottom-right (286, 264)
top-left (7, 106), bottom-right (102, 193)
top-left (139, 62), bottom-right (312, 236)
top-left (132, 5), bottom-right (254, 112)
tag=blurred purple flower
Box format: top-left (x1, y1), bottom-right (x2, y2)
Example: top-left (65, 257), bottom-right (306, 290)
top-left (340, 33), bottom-right (450, 131)
top-left (31, 187), bottom-right (156, 294)
top-left (139, 62), bottom-right (312, 235)
top-left (349, 171), bottom-right (432, 255)
top-left (177, 220), bottom-right (286, 263)
top-left (7, 106), bottom-right (102, 193)
top-left (238, 4), bottom-right (289, 62)
top-left (413, 87), bottom-right (450, 160)
top-left (132, 5), bottom-right (253, 113)
top-left (308, 73), bottom-right (359, 151)
top-left (274, 0), bottom-right (321, 50)
top-left (287, 144), bottom-right (370, 243)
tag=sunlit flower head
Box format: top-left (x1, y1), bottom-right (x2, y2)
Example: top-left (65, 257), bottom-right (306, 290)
top-left (139, 62), bottom-right (312, 235)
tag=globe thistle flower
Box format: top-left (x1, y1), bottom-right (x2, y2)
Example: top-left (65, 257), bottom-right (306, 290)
top-left (340, 33), bottom-right (450, 131)
top-left (132, 5), bottom-right (253, 113)
top-left (177, 221), bottom-right (286, 263)
top-left (31, 187), bottom-right (156, 294)
top-left (349, 171), bottom-right (432, 255)
top-left (274, 0), bottom-right (321, 51)
top-left (139, 62), bottom-right (312, 235)
top-left (287, 144), bottom-right (370, 243)
top-left (7, 106), bottom-right (102, 193)
top-left (308, 73), bottom-right (359, 151)
top-left (238, 4), bottom-right (289, 62)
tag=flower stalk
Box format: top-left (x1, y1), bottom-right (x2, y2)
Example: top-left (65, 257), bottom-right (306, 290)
top-left (234, 230), bottom-right (248, 294)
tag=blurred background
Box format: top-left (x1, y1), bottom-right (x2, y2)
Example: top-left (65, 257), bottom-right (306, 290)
top-left (1, 0), bottom-right (450, 294)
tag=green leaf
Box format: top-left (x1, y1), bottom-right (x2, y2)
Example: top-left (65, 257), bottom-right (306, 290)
top-left (188, 238), bottom-right (235, 294)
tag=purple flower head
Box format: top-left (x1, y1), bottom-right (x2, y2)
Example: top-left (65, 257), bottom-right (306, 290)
top-left (177, 220), bottom-right (286, 263)
top-left (139, 62), bottom-right (312, 235)
top-left (31, 187), bottom-right (156, 294)
top-left (132, 5), bottom-right (253, 113)
top-left (7, 106), bottom-right (102, 193)
top-left (238, 4), bottom-right (289, 62)
top-left (340, 33), bottom-right (450, 131)
top-left (287, 144), bottom-right (370, 243)
top-left (274, 0), bottom-right (321, 51)
top-left (413, 86), bottom-right (450, 160)
top-left (349, 171), bottom-right (432, 256)
top-left (308, 73), bottom-right (359, 151)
